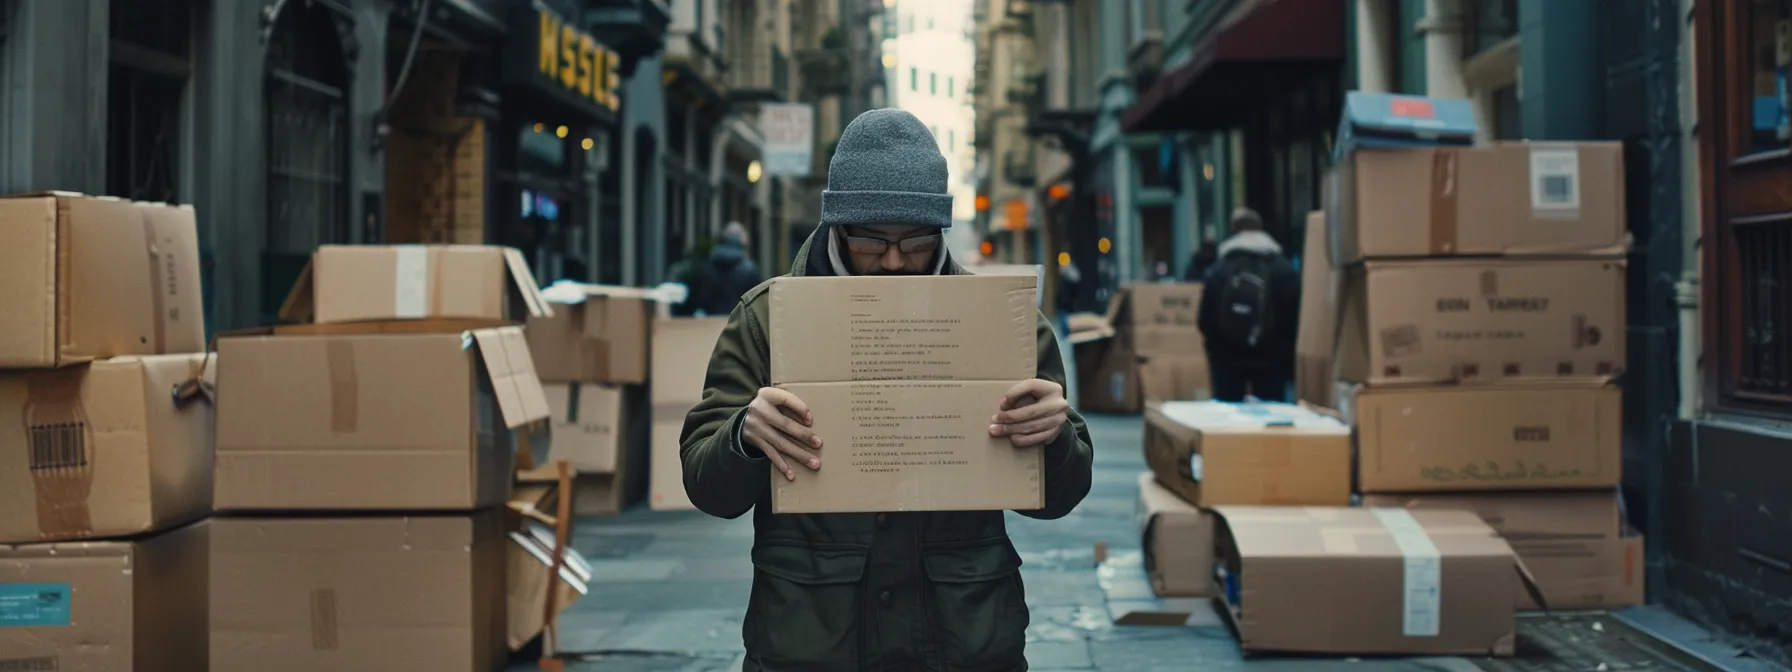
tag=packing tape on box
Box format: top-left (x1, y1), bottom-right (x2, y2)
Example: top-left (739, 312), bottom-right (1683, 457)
top-left (393, 245), bottom-right (431, 319)
top-left (311, 589), bottom-right (340, 650)
top-left (24, 368), bottom-right (95, 538)
top-left (1372, 508), bottom-right (1443, 638)
top-left (140, 214), bottom-right (169, 354)
top-left (327, 340), bottom-right (359, 433)
top-left (1429, 150), bottom-right (1459, 255)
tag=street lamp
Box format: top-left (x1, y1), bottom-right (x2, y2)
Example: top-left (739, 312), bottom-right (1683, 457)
top-left (747, 160), bottom-right (763, 184)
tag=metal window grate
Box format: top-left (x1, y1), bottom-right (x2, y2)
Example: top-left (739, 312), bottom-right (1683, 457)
top-left (1735, 221), bottom-right (1792, 398)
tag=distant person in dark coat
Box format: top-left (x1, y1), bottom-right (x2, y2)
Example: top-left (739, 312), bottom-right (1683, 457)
top-left (687, 222), bottom-right (763, 316)
top-left (1197, 207), bottom-right (1300, 402)
top-left (1183, 238), bottom-right (1218, 282)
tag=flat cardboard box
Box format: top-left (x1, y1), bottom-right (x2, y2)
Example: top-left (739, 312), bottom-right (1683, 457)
top-left (1329, 142), bottom-right (1627, 264)
top-left (1139, 356), bottom-right (1211, 404)
top-left (967, 263), bottom-right (1045, 307)
top-left (0, 354), bottom-right (215, 544)
top-left (1143, 402), bottom-right (1351, 508)
top-left (214, 326), bottom-right (550, 511)
top-left (208, 514), bottom-right (505, 672)
top-left (278, 244), bottom-right (552, 325)
top-left (0, 522), bottom-right (209, 671)
top-left (1359, 491), bottom-right (1643, 609)
top-left (1136, 472), bottom-right (1214, 598)
top-left (1104, 283), bottom-right (1205, 358)
top-left (1213, 506), bottom-right (1518, 656)
top-left (1295, 209), bottom-right (1340, 409)
top-left (0, 194), bottom-right (205, 367)
top-left (1343, 384), bottom-right (1622, 493)
top-left (1336, 258), bottom-right (1626, 385)
top-left (649, 317), bottom-right (728, 511)
top-left (768, 275), bottom-right (1042, 513)
top-left (506, 522), bottom-right (591, 651)
top-left (1332, 92), bottom-right (1478, 160)
top-left (528, 283), bottom-right (656, 383)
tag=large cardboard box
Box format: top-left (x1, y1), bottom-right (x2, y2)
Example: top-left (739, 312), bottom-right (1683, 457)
top-left (1105, 283), bottom-right (1205, 358)
top-left (1074, 338), bottom-right (1142, 414)
top-left (0, 354), bottom-right (215, 544)
top-left (1139, 357), bottom-right (1211, 404)
top-left (1330, 142), bottom-right (1627, 264)
top-left (278, 244), bottom-right (551, 325)
top-left (1213, 506), bottom-right (1518, 656)
top-left (0, 522), bottom-right (209, 671)
top-left (0, 194), bottom-right (205, 368)
top-left (214, 327), bottom-right (550, 511)
top-left (534, 383), bottom-right (649, 516)
top-left (209, 513), bottom-right (505, 672)
top-left (1336, 258), bottom-right (1626, 386)
top-left (1295, 209), bottom-right (1340, 409)
top-left (1143, 402), bottom-right (1351, 508)
top-left (528, 284), bottom-right (656, 383)
top-left (1342, 383), bottom-right (1622, 493)
top-left (1360, 491), bottom-right (1644, 609)
top-left (769, 275), bottom-right (1043, 513)
top-left (1136, 472), bottom-right (1213, 598)
top-left (648, 317), bottom-right (728, 511)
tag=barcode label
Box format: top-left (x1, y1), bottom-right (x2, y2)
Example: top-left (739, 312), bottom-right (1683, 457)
top-left (1529, 148), bottom-right (1581, 214)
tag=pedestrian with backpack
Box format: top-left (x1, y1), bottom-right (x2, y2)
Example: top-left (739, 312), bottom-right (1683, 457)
top-left (1197, 207), bottom-right (1301, 402)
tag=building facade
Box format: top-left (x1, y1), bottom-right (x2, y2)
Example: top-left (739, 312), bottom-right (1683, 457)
top-left (884, 0), bottom-right (976, 257)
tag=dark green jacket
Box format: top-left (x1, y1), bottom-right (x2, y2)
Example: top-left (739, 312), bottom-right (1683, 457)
top-left (679, 229), bottom-right (1096, 671)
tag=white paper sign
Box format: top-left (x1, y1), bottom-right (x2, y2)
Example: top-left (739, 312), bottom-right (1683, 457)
top-left (761, 103), bottom-right (815, 178)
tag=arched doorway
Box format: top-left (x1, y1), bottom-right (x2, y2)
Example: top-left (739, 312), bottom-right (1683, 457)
top-left (262, 0), bottom-right (352, 324)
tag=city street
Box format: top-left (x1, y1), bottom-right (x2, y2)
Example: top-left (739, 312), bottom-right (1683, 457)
top-left (514, 414), bottom-right (1755, 672)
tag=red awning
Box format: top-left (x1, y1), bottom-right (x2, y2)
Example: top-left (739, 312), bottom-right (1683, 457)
top-left (1121, 0), bottom-right (1345, 133)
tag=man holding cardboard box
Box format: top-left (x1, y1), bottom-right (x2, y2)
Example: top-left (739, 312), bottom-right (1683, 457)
top-left (680, 109), bottom-right (1095, 671)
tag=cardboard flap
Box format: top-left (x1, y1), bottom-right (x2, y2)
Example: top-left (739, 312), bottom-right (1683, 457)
top-left (276, 258), bottom-right (318, 323)
top-left (502, 248), bottom-right (554, 319)
top-left (1512, 556), bottom-right (1549, 612)
top-left (470, 327), bottom-right (552, 428)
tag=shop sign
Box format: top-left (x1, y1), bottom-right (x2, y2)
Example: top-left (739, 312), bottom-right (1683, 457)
top-left (515, 2), bottom-right (622, 118)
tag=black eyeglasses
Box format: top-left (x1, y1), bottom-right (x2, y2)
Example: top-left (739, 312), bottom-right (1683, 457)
top-left (842, 232), bottom-right (943, 255)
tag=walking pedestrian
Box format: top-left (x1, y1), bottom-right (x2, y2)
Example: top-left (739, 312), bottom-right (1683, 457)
top-left (685, 221), bottom-right (763, 316)
top-left (679, 108), bottom-right (1095, 671)
top-left (1197, 207), bottom-right (1300, 402)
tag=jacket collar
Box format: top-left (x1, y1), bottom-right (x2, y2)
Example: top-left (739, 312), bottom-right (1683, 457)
top-left (1217, 230), bottom-right (1283, 259)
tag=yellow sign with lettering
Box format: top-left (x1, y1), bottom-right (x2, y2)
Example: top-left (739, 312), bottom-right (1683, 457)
top-left (537, 8), bottom-right (621, 114)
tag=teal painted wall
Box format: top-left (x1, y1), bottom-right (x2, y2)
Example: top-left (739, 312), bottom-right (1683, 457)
top-left (1518, 0), bottom-right (1603, 139)
top-left (1399, 0), bottom-right (1427, 94)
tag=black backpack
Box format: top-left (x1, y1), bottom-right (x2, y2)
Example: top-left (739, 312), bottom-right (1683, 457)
top-left (1216, 255), bottom-right (1276, 348)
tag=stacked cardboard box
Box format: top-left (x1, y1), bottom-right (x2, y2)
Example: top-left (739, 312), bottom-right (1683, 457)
top-left (524, 283), bottom-right (659, 515)
top-left (646, 314), bottom-right (729, 512)
top-left (1073, 283), bottom-right (1211, 413)
top-left (1306, 95), bottom-right (1641, 614)
top-left (210, 244), bottom-right (555, 670)
top-left (0, 193), bottom-right (215, 670)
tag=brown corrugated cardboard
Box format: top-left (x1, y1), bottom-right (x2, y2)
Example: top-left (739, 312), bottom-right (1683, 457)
top-left (1136, 472), bottom-right (1214, 598)
top-left (1143, 402), bottom-right (1351, 508)
top-left (767, 274), bottom-right (1037, 385)
top-left (1295, 209), bottom-right (1340, 409)
top-left (208, 514), bottom-right (505, 672)
top-left (767, 276), bottom-right (1042, 513)
top-left (1336, 258), bottom-right (1626, 385)
top-left (1074, 338), bottom-right (1141, 414)
top-left (1213, 506), bottom-right (1518, 656)
top-left (649, 317), bottom-right (728, 511)
top-left (506, 522), bottom-right (591, 651)
top-left (0, 354), bottom-right (215, 544)
top-left (1343, 384), bottom-right (1622, 493)
top-left (278, 244), bottom-right (551, 325)
top-left (214, 326), bottom-right (550, 511)
top-left (1358, 491), bottom-right (1643, 609)
top-left (1105, 283), bottom-right (1205, 358)
top-left (1139, 356), bottom-right (1211, 404)
top-left (0, 522), bottom-right (208, 671)
top-left (527, 284), bottom-right (656, 383)
top-left (543, 383), bottom-right (624, 473)
top-left (0, 193), bottom-right (205, 368)
top-left (1329, 142), bottom-right (1627, 264)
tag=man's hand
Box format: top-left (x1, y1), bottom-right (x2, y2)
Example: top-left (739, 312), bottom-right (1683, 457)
top-left (744, 387), bottom-right (823, 481)
top-left (989, 379), bottom-right (1070, 448)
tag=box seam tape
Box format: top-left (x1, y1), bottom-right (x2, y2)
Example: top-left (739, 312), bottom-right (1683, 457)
top-left (393, 245), bottom-right (431, 319)
top-left (1372, 508), bottom-right (1442, 638)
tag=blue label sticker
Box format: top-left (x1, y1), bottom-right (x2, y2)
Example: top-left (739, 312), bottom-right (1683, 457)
top-left (0, 584), bottom-right (71, 627)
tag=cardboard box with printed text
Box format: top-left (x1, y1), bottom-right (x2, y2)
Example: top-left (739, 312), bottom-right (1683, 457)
top-left (1144, 402), bottom-right (1352, 508)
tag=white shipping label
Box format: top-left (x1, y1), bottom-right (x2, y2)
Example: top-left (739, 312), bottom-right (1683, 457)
top-left (1529, 147), bottom-right (1582, 215)
top-left (393, 246), bottom-right (430, 319)
top-left (1188, 454), bottom-right (1204, 482)
top-left (1372, 508), bottom-right (1443, 638)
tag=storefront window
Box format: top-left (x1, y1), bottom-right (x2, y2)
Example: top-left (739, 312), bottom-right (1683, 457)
top-left (1747, 0), bottom-right (1792, 155)
top-left (107, 0), bottom-right (191, 203)
top-left (263, 1), bottom-right (350, 324)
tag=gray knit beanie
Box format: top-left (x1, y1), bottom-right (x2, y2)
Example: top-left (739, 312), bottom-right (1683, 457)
top-left (821, 109), bottom-right (953, 229)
